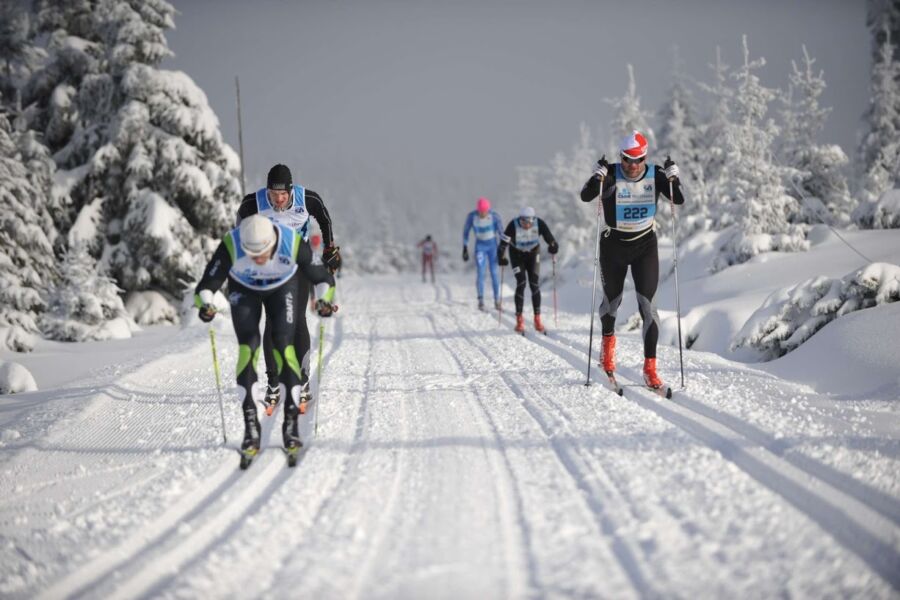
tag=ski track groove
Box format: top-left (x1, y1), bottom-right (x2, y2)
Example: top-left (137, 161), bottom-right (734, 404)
top-left (496, 307), bottom-right (900, 591)
top-left (424, 311), bottom-right (536, 600)
top-left (46, 416), bottom-right (283, 600)
top-left (347, 297), bottom-right (413, 600)
top-left (255, 304), bottom-right (381, 597)
top-left (437, 307), bottom-right (657, 597)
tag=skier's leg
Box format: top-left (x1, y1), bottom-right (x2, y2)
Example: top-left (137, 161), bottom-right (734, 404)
top-left (228, 281), bottom-right (264, 448)
top-left (263, 276), bottom-right (303, 447)
top-left (512, 254), bottom-right (527, 314)
top-left (528, 253), bottom-right (541, 314)
top-left (599, 236), bottom-right (628, 335)
top-left (422, 255), bottom-right (426, 282)
top-left (262, 317), bottom-right (278, 389)
top-left (475, 246), bottom-right (487, 302)
top-left (486, 244), bottom-right (500, 303)
top-left (631, 235), bottom-right (660, 359)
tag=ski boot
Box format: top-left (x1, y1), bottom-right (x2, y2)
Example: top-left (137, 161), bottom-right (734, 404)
top-left (533, 314), bottom-right (546, 334)
top-left (643, 358), bottom-right (672, 398)
top-left (478, 297), bottom-right (485, 311)
top-left (239, 407), bottom-right (261, 470)
top-left (600, 334), bottom-right (616, 374)
top-left (494, 299), bottom-right (502, 311)
top-left (514, 313), bottom-right (526, 334)
top-left (263, 384), bottom-right (281, 417)
top-left (282, 401), bottom-right (303, 467)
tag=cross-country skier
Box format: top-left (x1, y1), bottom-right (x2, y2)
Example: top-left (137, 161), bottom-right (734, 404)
top-left (195, 215), bottom-right (337, 458)
top-left (236, 164), bottom-right (342, 409)
top-left (497, 207), bottom-right (558, 334)
top-left (462, 197), bottom-right (503, 311)
top-left (580, 130), bottom-right (684, 390)
top-left (417, 235), bottom-right (438, 283)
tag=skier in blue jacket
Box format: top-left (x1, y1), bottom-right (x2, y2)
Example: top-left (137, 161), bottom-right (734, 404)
top-left (462, 197), bottom-right (504, 311)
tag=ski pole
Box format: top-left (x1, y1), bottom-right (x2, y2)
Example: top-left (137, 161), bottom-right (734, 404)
top-left (552, 254), bottom-right (559, 328)
top-left (585, 157), bottom-right (606, 386)
top-left (208, 327), bottom-right (228, 444)
top-left (498, 264), bottom-right (505, 325)
top-left (314, 318), bottom-right (326, 436)
top-left (667, 156), bottom-right (685, 388)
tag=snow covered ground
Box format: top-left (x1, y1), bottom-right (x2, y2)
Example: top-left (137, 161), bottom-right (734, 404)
top-left (2, 244), bottom-right (899, 597)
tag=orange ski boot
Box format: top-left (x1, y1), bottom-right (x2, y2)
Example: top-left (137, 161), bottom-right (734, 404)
top-left (514, 313), bottom-right (526, 333)
top-left (643, 358), bottom-right (663, 389)
top-left (600, 334), bottom-right (616, 374)
top-left (533, 314), bottom-right (546, 334)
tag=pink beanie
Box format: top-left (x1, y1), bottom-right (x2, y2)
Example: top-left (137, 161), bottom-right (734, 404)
top-left (476, 197), bottom-right (491, 213)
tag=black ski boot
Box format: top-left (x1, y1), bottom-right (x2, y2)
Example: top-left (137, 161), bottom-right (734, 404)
top-left (282, 400), bottom-right (303, 467)
top-left (239, 406), bottom-right (261, 470)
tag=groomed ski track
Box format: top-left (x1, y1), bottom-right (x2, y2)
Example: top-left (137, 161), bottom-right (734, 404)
top-left (1, 274), bottom-right (898, 598)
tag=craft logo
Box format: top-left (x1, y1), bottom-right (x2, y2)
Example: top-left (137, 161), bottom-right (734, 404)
top-left (285, 292), bottom-right (294, 324)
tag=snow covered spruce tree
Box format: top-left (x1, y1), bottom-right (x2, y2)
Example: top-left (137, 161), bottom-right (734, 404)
top-left (714, 36), bottom-right (807, 271)
top-left (856, 21), bottom-right (900, 228)
top-left (0, 109), bottom-right (57, 352)
top-left (698, 46), bottom-right (735, 227)
top-left (540, 123), bottom-right (600, 258)
top-left (605, 64), bottom-right (655, 156)
top-left (41, 242), bottom-right (137, 341)
top-left (779, 45), bottom-right (853, 226)
top-left (656, 50), bottom-right (707, 231)
top-left (28, 0), bottom-right (242, 306)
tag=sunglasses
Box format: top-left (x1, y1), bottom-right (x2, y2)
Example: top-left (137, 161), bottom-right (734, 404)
top-left (621, 155), bottom-right (646, 165)
top-left (518, 217), bottom-right (535, 227)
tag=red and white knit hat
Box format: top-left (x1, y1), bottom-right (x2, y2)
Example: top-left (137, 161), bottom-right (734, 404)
top-left (619, 130), bottom-right (648, 159)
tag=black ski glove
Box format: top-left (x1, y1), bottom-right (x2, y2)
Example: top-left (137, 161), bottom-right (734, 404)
top-left (315, 299), bottom-right (338, 317)
top-left (462, 246), bottom-right (469, 262)
top-left (198, 304), bottom-right (216, 323)
top-left (498, 253), bottom-right (509, 266)
top-left (322, 245), bottom-right (342, 272)
top-left (593, 156), bottom-right (609, 180)
top-left (547, 241), bottom-right (559, 255)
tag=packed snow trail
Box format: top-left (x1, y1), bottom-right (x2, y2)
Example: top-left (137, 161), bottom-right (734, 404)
top-left (1, 274), bottom-right (898, 598)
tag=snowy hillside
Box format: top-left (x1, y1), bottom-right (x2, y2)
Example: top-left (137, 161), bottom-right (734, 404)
top-left (1, 267), bottom-right (899, 598)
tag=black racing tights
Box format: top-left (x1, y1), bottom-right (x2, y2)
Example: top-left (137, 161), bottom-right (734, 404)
top-left (229, 275), bottom-right (302, 424)
top-left (512, 250), bottom-right (541, 315)
top-left (598, 231), bottom-right (660, 359)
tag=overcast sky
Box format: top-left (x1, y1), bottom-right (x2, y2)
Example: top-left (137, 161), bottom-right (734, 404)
top-left (164, 0), bottom-right (869, 215)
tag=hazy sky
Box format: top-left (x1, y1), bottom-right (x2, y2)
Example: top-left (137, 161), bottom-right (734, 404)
top-left (164, 0), bottom-right (869, 213)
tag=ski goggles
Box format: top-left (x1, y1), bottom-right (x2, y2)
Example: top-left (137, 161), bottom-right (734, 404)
top-left (621, 154), bottom-right (646, 165)
top-left (518, 216), bottom-right (535, 228)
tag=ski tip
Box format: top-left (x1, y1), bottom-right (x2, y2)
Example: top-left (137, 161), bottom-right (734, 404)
top-left (265, 406), bottom-right (274, 417)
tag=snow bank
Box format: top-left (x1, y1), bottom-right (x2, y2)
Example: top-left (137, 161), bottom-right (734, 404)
top-left (0, 360), bottom-right (38, 394)
top-left (732, 262), bottom-right (900, 359)
top-left (126, 290), bottom-right (178, 325)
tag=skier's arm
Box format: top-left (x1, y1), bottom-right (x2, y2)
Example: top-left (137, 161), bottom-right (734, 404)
top-left (498, 220), bottom-right (516, 255)
top-left (493, 212), bottom-right (505, 240)
top-left (538, 219), bottom-right (556, 245)
top-left (581, 171), bottom-right (617, 203)
top-left (235, 193), bottom-right (258, 226)
top-left (305, 189), bottom-right (335, 247)
top-left (193, 241), bottom-right (232, 317)
top-left (462, 212), bottom-right (474, 246)
top-left (296, 250), bottom-right (339, 316)
top-left (655, 168), bottom-right (685, 205)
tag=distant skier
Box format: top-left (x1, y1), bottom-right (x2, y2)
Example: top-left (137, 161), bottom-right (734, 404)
top-left (417, 235), bottom-right (438, 283)
top-left (462, 197), bottom-right (504, 311)
top-left (497, 207), bottom-right (558, 334)
top-left (194, 215), bottom-right (337, 458)
top-left (580, 130), bottom-right (684, 390)
top-left (236, 164), bottom-right (342, 409)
